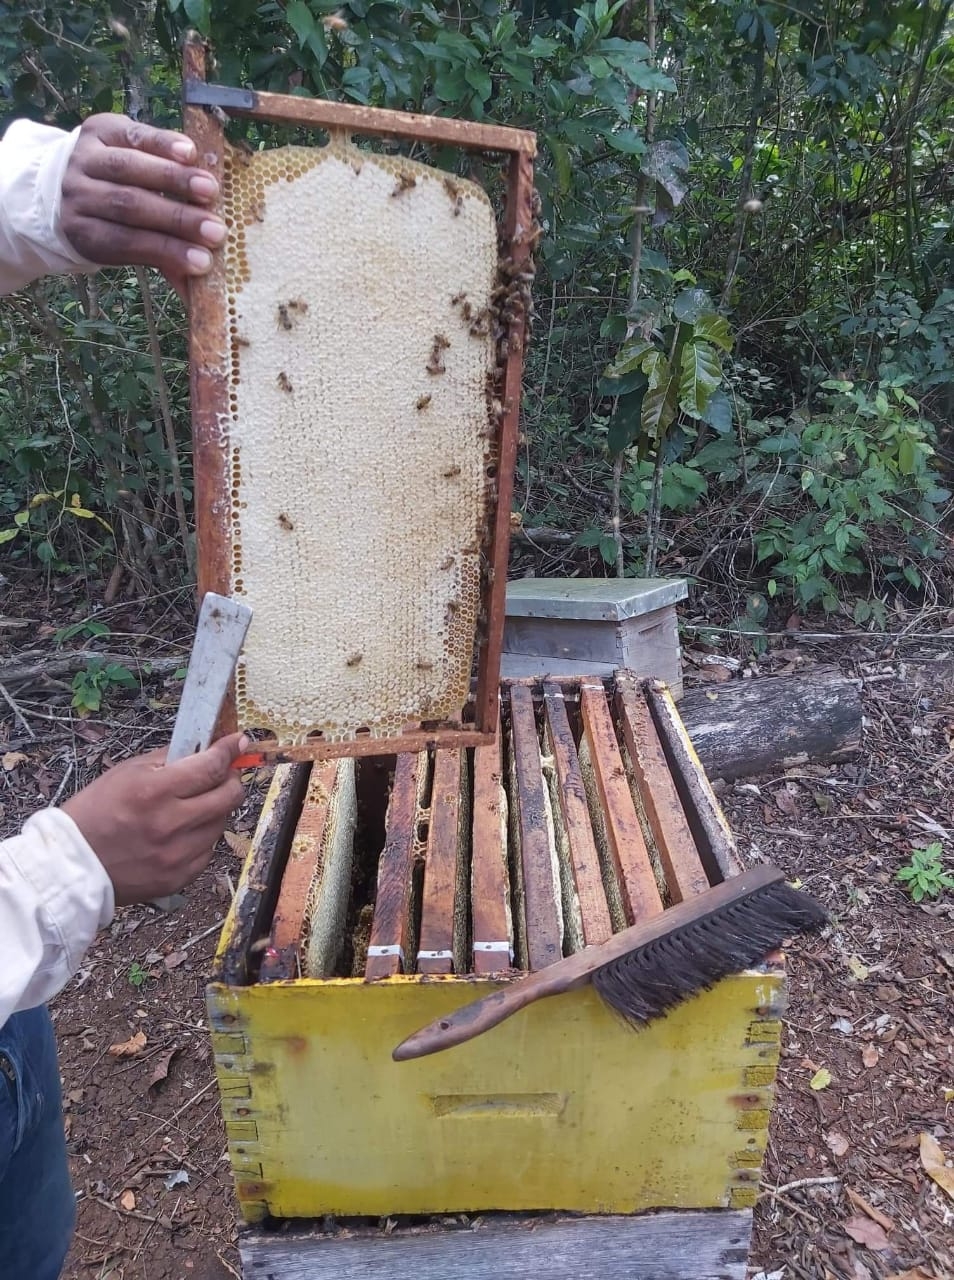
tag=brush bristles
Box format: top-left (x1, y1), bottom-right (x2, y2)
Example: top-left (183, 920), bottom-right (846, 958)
top-left (591, 881), bottom-right (828, 1026)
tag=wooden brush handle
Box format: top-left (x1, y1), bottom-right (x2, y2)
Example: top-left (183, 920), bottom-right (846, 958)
top-left (392, 864), bottom-right (785, 1061)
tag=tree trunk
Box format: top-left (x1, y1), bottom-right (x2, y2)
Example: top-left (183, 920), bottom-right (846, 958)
top-left (679, 669), bottom-right (862, 782)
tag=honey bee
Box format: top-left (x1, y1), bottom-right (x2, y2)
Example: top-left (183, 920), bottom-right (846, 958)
top-left (277, 298), bottom-right (309, 330)
top-left (426, 333), bottom-right (451, 376)
top-left (451, 291), bottom-right (467, 306)
top-left (392, 172), bottom-right (416, 197)
top-left (416, 394), bottom-right (432, 411)
top-left (443, 177), bottom-right (464, 216)
top-left (346, 652), bottom-right (363, 668)
top-left (277, 512), bottom-right (294, 531)
top-left (442, 464), bottom-right (461, 479)
top-left (439, 554), bottom-right (455, 570)
top-left (249, 198), bottom-right (266, 223)
top-left (416, 659), bottom-right (434, 672)
top-left (235, 335), bottom-right (250, 348)
top-left (277, 371), bottom-right (294, 393)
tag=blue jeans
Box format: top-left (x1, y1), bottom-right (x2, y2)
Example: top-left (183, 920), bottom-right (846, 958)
top-left (0, 1007), bottom-right (75, 1279)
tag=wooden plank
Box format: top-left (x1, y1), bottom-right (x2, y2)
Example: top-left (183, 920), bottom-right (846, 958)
top-left (614, 680), bottom-right (710, 903)
top-left (240, 1209), bottom-right (753, 1280)
top-left (579, 683), bottom-right (663, 926)
top-left (542, 684), bottom-right (612, 947)
top-left (646, 681), bottom-right (743, 881)
top-left (183, 39), bottom-right (235, 736)
top-left (508, 685), bottom-right (562, 970)
top-left (259, 762), bottom-right (343, 981)
top-left (417, 750), bottom-right (465, 975)
top-left (226, 726), bottom-right (489, 765)
top-left (365, 753), bottom-right (425, 980)
top-left (187, 81), bottom-right (537, 155)
top-left (473, 147), bottom-right (536, 736)
top-left (471, 706), bottom-right (513, 976)
top-left (211, 763), bottom-right (311, 986)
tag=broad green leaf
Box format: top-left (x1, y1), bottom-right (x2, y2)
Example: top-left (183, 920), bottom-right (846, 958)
top-left (182, 0), bottom-right (211, 35)
top-left (702, 389), bottom-right (733, 434)
top-left (679, 342), bottom-right (722, 418)
top-left (672, 288), bottom-right (713, 323)
top-left (286, 0), bottom-right (315, 47)
top-left (604, 129), bottom-right (644, 156)
top-left (0, 529), bottom-right (19, 545)
top-left (605, 339), bottom-right (655, 380)
top-left (641, 139), bottom-right (689, 207)
top-left (692, 313), bottom-right (733, 352)
top-left (545, 134), bottom-right (574, 195)
top-left (898, 436), bottom-right (916, 475)
top-left (607, 387), bottom-right (646, 454)
top-left (13, 511), bottom-right (30, 527)
top-left (810, 1068), bottom-right (832, 1091)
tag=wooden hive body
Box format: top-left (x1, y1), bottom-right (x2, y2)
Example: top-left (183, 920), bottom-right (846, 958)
top-left (207, 676), bottom-right (784, 1227)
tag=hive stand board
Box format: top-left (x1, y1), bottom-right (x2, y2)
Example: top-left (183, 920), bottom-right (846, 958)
top-left (240, 1209), bottom-right (753, 1279)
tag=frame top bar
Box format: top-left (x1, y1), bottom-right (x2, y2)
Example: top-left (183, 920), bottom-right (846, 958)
top-left (183, 78), bottom-right (537, 156)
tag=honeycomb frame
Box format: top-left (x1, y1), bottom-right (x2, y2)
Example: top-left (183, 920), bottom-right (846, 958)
top-left (182, 38), bottom-right (536, 762)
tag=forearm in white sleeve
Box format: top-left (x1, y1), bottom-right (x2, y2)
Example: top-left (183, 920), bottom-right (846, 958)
top-left (0, 119), bottom-right (101, 296)
top-left (0, 808), bottom-right (115, 1027)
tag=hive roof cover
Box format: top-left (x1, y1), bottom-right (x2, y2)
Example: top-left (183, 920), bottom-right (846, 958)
top-left (505, 577), bottom-right (688, 622)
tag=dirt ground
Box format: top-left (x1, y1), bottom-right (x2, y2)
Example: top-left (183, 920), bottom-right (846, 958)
top-left (0, 583), bottom-right (951, 1279)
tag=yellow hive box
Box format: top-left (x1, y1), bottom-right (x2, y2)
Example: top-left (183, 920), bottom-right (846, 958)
top-left (207, 678), bottom-right (785, 1227)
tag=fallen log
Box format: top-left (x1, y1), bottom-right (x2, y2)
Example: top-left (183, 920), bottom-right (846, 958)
top-left (0, 651), bottom-right (183, 689)
top-left (679, 668), bottom-right (862, 782)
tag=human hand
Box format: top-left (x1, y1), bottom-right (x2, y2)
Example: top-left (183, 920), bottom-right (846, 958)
top-left (62, 733), bottom-right (247, 907)
top-left (60, 113), bottom-right (226, 299)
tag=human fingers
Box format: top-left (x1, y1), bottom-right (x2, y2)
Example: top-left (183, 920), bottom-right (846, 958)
top-left (63, 179), bottom-right (226, 251)
top-left (165, 732), bottom-right (250, 799)
top-left (77, 114), bottom-right (201, 167)
top-left (57, 215), bottom-right (218, 280)
top-left (74, 144), bottom-right (220, 206)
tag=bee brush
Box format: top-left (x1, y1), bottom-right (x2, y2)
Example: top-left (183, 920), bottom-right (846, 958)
top-left (392, 864), bottom-right (826, 1061)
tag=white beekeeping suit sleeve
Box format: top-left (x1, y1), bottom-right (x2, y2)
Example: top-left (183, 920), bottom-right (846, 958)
top-left (0, 119), bottom-right (100, 295)
top-left (0, 809), bottom-right (115, 1026)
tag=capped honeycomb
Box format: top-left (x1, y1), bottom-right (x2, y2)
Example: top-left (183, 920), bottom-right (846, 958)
top-left (221, 138), bottom-right (499, 746)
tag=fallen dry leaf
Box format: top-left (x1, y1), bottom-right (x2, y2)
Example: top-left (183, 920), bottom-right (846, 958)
top-left (163, 950), bottom-right (188, 971)
top-left (846, 1187), bottom-right (895, 1233)
top-left (826, 1131), bottom-right (850, 1157)
top-left (885, 1270), bottom-right (933, 1280)
top-left (119, 1189), bottom-right (136, 1212)
top-left (920, 1131), bottom-right (954, 1202)
top-left (862, 1043), bottom-right (880, 1068)
top-left (810, 1067), bottom-right (832, 1090)
top-left (108, 1030), bottom-right (147, 1058)
top-left (1, 751), bottom-right (28, 771)
top-left (147, 1045), bottom-right (180, 1092)
top-left (844, 1215), bottom-right (891, 1250)
top-left (847, 956), bottom-right (869, 981)
top-left (223, 830), bottom-right (252, 860)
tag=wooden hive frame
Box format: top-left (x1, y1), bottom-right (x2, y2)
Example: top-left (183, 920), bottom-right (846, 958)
top-left (182, 36), bottom-right (536, 762)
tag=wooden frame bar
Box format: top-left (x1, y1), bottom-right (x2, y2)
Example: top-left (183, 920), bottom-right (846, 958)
top-left (614, 680), bottom-right (710, 903)
top-left (542, 684), bottom-right (613, 947)
top-left (471, 703), bottom-right (513, 976)
top-left (181, 37), bottom-right (535, 761)
top-left (508, 685), bottom-right (562, 970)
top-left (645, 681), bottom-right (743, 882)
top-left (417, 750), bottom-right (466, 975)
top-left (579, 684), bottom-right (664, 926)
top-left (259, 762), bottom-right (343, 981)
top-left (365, 753), bottom-right (426, 980)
